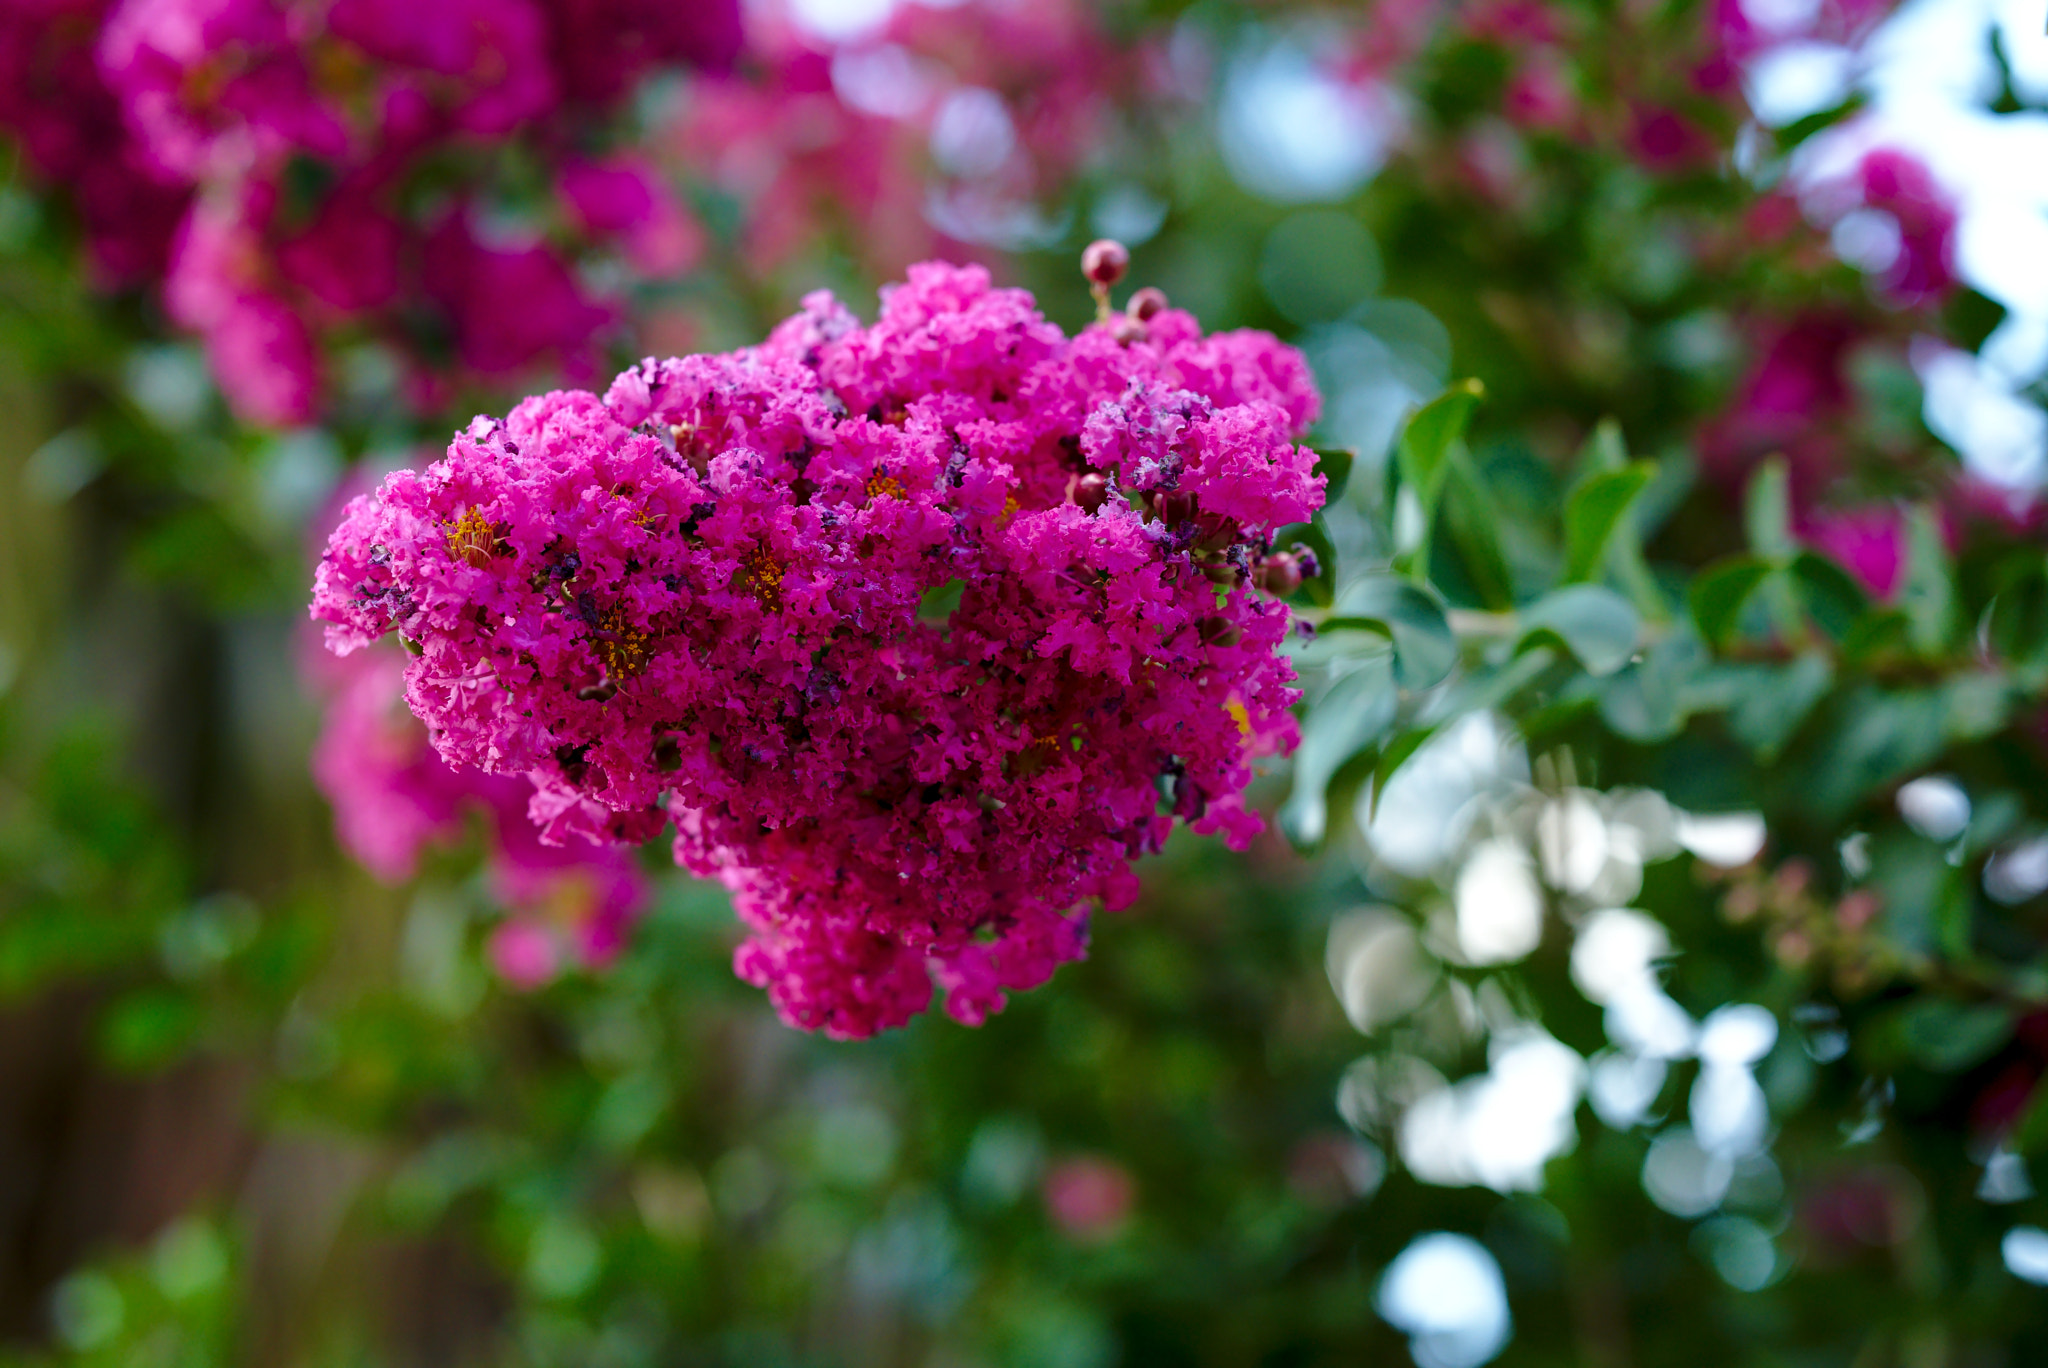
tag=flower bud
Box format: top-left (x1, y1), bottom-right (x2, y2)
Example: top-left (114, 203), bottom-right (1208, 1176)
top-left (1156, 489), bottom-right (1197, 525)
top-left (1198, 616), bottom-right (1242, 647)
top-left (1081, 238), bottom-right (1129, 287)
top-left (1108, 313), bottom-right (1147, 345)
top-left (1255, 552), bottom-right (1301, 596)
top-left (1126, 286), bottom-right (1168, 320)
top-left (1072, 472), bottom-right (1110, 513)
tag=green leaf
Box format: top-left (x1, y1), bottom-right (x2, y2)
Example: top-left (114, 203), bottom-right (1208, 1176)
top-left (1312, 446), bottom-right (1355, 505)
top-left (1841, 607), bottom-right (1911, 663)
top-left (1396, 381), bottom-right (1484, 513)
top-left (1804, 688), bottom-right (1948, 817)
top-left (1330, 575), bottom-right (1456, 690)
top-left (1727, 653), bottom-right (1833, 762)
top-left (1598, 626), bottom-right (1708, 742)
top-left (1690, 556), bottom-right (1776, 645)
top-left (1280, 656), bottom-right (1399, 847)
top-left (1518, 584), bottom-right (1640, 676)
top-left (1986, 557), bottom-right (2048, 667)
top-left (1564, 462), bottom-right (1654, 582)
top-left (1394, 380), bottom-right (1482, 578)
top-left (1899, 504), bottom-right (1955, 655)
top-left (1577, 417), bottom-right (1629, 474)
top-left (1789, 552), bottom-right (1870, 640)
top-left (1743, 458), bottom-right (1794, 559)
top-left (1439, 458), bottom-right (1516, 610)
top-left (1942, 672), bottom-right (2012, 741)
top-left (1895, 999), bottom-right (2011, 1074)
top-left (917, 578), bottom-right (965, 624)
top-left (1363, 723), bottom-right (1436, 822)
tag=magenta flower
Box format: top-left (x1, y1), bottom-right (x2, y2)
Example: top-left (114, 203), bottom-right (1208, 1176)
top-left (1850, 147), bottom-right (1958, 307)
top-left (5, 0), bottom-right (741, 426)
top-left (1797, 505), bottom-right (1905, 599)
top-left (308, 634), bottom-right (648, 984)
top-left (1699, 314), bottom-right (1862, 498)
top-left (1042, 1155), bottom-right (1136, 1241)
top-left (0, 0), bottom-right (189, 287)
top-left (312, 263), bottom-right (1322, 1036)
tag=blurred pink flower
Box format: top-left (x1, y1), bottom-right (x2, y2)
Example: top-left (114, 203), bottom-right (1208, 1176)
top-left (560, 155), bottom-right (706, 277)
top-left (421, 211), bottom-right (614, 379)
top-left (0, 0), bottom-right (189, 286)
top-left (1847, 147), bottom-right (1958, 307)
top-left (1043, 1156), bottom-right (1135, 1241)
top-left (1699, 314), bottom-right (1862, 497)
top-left (1797, 505), bottom-right (1905, 598)
top-left (5, 0), bottom-right (742, 425)
top-left (306, 632), bottom-right (649, 984)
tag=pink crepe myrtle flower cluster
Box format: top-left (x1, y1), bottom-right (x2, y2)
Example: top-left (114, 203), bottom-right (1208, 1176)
top-left (0, 0), bottom-right (189, 286)
top-left (308, 635), bottom-right (646, 989)
top-left (670, 0), bottom-right (1121, 275)
top-left (0, 0), bottom-right (741, 427)
top-left (311, 261), bottom-right (1323, 1037)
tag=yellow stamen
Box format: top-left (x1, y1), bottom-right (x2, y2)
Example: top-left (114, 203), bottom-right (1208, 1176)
top-left (742, 546), bottom-right (785, 611)
top-left (597, 606), bottom-right (649, 679)
top-left (444, 506), bottom-right (496, 569)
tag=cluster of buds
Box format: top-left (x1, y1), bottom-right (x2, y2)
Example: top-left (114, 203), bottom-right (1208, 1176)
top-left (1083, 239), bottom-right (1176, 346)
top-left (1712, 857), bottom-right (1908, 996)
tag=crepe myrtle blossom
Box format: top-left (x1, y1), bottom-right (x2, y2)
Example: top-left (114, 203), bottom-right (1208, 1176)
top-left (0, 0), bottom-right (738, 425)
top-left (312, 258), bottom-right (1323, 1036)
top-left (309, 637), bottom-right (646, 988)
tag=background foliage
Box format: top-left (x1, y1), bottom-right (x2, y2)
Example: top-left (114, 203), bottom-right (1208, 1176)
top-left (3, 0), bottom-right (2048, 1364)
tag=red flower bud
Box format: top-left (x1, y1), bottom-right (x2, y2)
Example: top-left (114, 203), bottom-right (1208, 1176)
top-left (1256, 553), bottom-right (1302, 596)
top-left (1082, 238), bottom-right (1129, 287)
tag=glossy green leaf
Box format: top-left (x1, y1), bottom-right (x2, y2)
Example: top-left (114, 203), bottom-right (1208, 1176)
top-left (1394, 380), bottom-right (1482, 579)
top-left (1331, 575), bottom-right (1457, 690)
top-left (1690, 556), bottom-right (1775, 645)
top-left (1395, 380), bottom-right (1483, 514)
top-left (1577, 416), bottom-right (1628, 474)
top-left (1280, 656), bottom-right (1398, 847)
top-left (1899, 504), bottom-right (1955, 656)
top-left (1439, 459), bottom-right (1516, 610)
top-left (1598, 626), bottom-right (1708, 742)
top-left (1789, 552), bottom-right (1869, 640)
top-left (1564, 461), bottom-right (1654, 582)
top-left (1804, 688), bottom-right (1949, 817)
top-left (1896, 999), bottom-right (2011, 1074)
top-left (1518, 584), bottom-right (1640, 676)
top-left (1743, 456), bottom-right (1793, 559)
top-left (1727, 653), bottom-right (1833, 762)
top-left (1312, 446), bottom-right (1355, 505)
top-left (1986, 557), bottom-right (2048, 668)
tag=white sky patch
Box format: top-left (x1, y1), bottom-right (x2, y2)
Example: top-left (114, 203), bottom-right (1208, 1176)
top-left (1219, 35), bottom-right (1396, 203)
top-left (1377, 1233), bottom-right (1513, 1368)
top-left (786, 0), bottom-right (896, 43)
top-left (2003, 1226), bottom-right (2048, 1283)
top-left (1799, 0), bottom-right (2048, 489)
top-left (1745, 42), bottom-right (1857, 126)
top-left (831, 44), bottom-right (934, 119)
